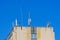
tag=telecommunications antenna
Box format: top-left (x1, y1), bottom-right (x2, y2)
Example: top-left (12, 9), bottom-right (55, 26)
top-left (28, 12), bottom-right (31, 26)
top-left (20, 8), bottom-right (23, 30)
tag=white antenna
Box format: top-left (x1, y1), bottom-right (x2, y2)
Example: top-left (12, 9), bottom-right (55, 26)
top-left (15, 19), bottom-right (18, 26)
top-left (20, 8), bottom-right (23, 30)
top-left (20, 8), bottom-right (23, 26)
top-left (28, 12), bottom-right (31, 26)
top-left (46, 21), bottom-right (50, 27)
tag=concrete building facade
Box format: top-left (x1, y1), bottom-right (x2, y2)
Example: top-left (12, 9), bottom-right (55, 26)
top-left (7, 26), bottom-right (55, 40)
top-left (7, 17), bottom-right (55, 40)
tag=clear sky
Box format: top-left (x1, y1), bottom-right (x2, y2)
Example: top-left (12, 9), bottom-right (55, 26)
top-left (0, 0), bottom-right (60, 40)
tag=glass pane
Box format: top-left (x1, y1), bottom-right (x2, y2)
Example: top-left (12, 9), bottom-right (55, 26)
top-left (31, 34), bottom-right (36, 38)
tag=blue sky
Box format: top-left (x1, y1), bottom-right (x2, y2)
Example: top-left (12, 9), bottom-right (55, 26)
top-left (0, 0), bottom-right (60, 40)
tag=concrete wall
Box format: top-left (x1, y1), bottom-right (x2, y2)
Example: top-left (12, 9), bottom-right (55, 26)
top-left (7, 27), bottom-right (55, 40)
top-left (37, 27), bottom-right (55, 40)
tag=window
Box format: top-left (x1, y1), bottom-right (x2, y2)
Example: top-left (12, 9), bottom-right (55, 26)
top-left (31, 34), bottom-right (36, 38)
top-left (31, 27), bottom-right (37, 40)
top-left (31, 33), bottom-right (37, 40)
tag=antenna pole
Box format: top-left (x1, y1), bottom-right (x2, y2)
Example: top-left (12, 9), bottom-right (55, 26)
top-left (15, 19), bottom-right (18, 26)
top-left (20, 8), bottom-right (23, 30)
top-left (46, 21), bottom-right (50, 27)
top-left (28, 12), bottom-right (31, 26)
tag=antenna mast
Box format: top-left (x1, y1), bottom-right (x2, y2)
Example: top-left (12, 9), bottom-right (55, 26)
top-left (20, 8), bottom-right (23, 30)
top-left (15, 19), bottom-right (18, 26)
top-left (46, 21), bottom-right (50, 27)
top-left (28, 12), bottom-right (31, 26)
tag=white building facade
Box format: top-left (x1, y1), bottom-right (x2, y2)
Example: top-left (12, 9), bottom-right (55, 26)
top-left (7, 26), bottom-right (55, 40)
